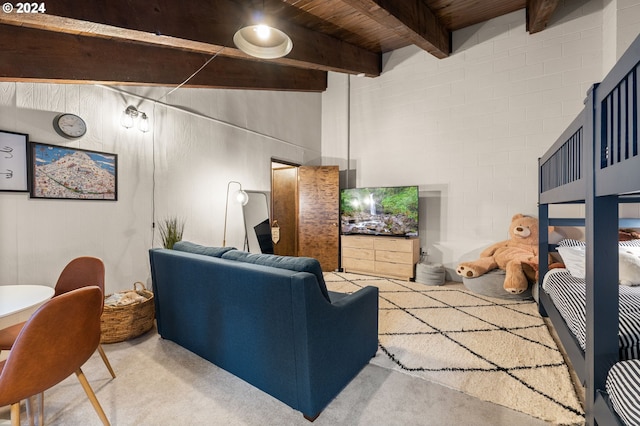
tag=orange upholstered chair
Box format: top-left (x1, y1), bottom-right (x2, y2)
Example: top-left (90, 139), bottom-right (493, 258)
top-left (0, 286), bottom-right (110, 425)
top-left (0, 257), bottom-right (115, 379)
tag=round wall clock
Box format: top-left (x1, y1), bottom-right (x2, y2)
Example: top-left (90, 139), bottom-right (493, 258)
top-left (53, 113), bottom-right (87, 139)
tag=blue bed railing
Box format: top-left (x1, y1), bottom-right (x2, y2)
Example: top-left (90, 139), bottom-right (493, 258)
top-left (595, 56), bottom-right (640, 197)
top-left (539, 110), bottom-right (586, 204)
top-left (538, 33), bottom-right (640, 426)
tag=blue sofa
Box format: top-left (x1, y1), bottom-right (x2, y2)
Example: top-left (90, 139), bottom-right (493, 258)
top-left (148, 243), bottom-right (379, 420)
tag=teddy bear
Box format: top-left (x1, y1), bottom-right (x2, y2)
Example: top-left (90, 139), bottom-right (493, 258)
top-left (456, 214), bottom-right (549, 294)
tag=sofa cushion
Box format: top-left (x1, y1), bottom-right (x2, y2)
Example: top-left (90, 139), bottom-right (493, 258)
top-left (221, 250), bottom-right (330, 301)
top-left (172, 241), bottom-right (236, 258)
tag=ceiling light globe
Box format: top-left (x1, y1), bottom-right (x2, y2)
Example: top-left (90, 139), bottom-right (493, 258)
top-left (121, 105), bottom-right (138, 129)
top-left (255, 24), bottom-right (271, 40)
top-left (138, 113), bottom-right (149, 133)
top-left (236, 190), bottom-right (249, 206)
top-left (121, 112), bottom-right (134, 129)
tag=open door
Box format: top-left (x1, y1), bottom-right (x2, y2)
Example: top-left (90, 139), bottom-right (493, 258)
top-left (298, 166), bottom-right (339, 271)
top-left (271, 163), bottom-right (339, 271)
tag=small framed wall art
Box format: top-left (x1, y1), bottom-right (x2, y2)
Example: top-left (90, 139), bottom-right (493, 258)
top-left (0, 130), bottom-right (29, 192)
top-left (30, 142), bottom-right (118, 200)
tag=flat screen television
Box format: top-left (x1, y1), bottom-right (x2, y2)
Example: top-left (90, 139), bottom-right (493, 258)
top-left (340, 185), bottom-right (419, 237)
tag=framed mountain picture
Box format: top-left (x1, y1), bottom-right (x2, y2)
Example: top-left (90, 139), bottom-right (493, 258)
top-left (30, 142), bottom-right (117, 200)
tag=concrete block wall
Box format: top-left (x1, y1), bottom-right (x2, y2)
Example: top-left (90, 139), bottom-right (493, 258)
top-left (322, 0), bottom-right (640, 276)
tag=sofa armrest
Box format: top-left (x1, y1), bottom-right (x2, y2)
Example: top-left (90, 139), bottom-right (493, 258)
top-left (291, 279), bottom-right (379, 417)
top-left (326, 286), bottom-right (379, 354)
top-left (330, 286), bottom-right (378, 310)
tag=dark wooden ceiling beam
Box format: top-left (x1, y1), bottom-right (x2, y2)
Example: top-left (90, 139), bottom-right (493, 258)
top-left (341, 0), bottom-right (450, 58)
top-left (0, 25), bottom-right (327, 91)
top-left (0, 0), bottom-right (380, 76)
top-left (526, 0), bottom-right (560, 34)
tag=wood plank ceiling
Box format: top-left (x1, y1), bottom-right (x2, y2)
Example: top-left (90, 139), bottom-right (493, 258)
top-left (0, 0), bottom-right (560, 92)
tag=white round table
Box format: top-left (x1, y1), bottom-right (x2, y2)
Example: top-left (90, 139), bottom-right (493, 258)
top-left (0, 285), bottom-right (55, 319)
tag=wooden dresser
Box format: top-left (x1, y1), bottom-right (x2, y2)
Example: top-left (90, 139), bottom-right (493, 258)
top-left (341, 235), bottom-right (420, 280)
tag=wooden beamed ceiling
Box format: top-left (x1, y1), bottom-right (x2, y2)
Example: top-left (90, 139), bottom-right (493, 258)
top-left (0, 0), bottom-right (560, 92)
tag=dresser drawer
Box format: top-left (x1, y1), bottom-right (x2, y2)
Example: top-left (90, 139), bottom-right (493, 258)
top-left (374, 238), bottom-right (413, 252)
top-left (375, 261), bottom-right (414, 278)
top-left (342, 247), bottom-right (374, 260)
top-left (341, 235), bottom-right (374, 250)
top-left (376, 250), bottom-right (413, 264)
top-left (342, 257), bottom-right (375, 272)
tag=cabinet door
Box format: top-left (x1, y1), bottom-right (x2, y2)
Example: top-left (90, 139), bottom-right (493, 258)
top-left (298, 166), bottom-right (339, 271)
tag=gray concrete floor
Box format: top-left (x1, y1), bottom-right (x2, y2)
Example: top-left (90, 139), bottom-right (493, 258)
top-left (0, 330), bottom-right (557, 425)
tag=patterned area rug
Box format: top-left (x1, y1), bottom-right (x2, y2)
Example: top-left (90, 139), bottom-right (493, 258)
top-left (324, 272), bottom-right (585, 425)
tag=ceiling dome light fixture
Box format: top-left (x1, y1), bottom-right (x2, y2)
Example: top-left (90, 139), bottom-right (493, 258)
top-left (233, 20), bottom-right (293, 59)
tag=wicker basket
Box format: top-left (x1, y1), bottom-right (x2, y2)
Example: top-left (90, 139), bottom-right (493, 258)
top-left (100, 282), bottom-right (155, 344)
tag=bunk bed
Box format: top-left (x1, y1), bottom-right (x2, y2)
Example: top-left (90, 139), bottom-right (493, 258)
top-left (538, 33), bottom-right (640, 425)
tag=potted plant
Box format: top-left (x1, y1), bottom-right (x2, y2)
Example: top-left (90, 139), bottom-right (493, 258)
top-left (158, 217), bottom-right (185, 249)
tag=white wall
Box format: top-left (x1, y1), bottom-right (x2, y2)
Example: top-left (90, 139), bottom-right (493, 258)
top-left (0, 83), bottom-right (321, 292)
top-left (3, 0), bottom-right (639, 289)
top-left (616, 0), bottom-right (640, 56)
top-left (603, 0), bottom-right (640, 72)
top-left (322, 0), bottom-right (640, 278)
top-left (603, 0), bottom-right (618, 72)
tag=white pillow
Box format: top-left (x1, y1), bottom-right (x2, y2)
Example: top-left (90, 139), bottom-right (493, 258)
top-left (556, 243), bottom-right (640, 286)
top-left (619, 247), bottom-right (640, 286)
top-left (557, 245), bottom-right (586, 279)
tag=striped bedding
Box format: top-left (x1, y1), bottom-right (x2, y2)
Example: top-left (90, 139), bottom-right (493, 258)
top-left (543, 239), bottom-right (640, 424)
top-left (543, 265), bottom-right (640, 425)
top-left (606, 360), bottom-right (640, 426)
top-left (542, 268), bottom-right (640, 360)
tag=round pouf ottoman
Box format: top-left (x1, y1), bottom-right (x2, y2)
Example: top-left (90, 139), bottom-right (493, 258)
top-left (415, 263), bottom-right (446, 286)
top-left (462, 269), bottom-right (532, 300)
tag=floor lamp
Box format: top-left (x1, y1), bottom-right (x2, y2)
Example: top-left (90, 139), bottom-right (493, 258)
top-left (223, 181), bottom-right (249, 247)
